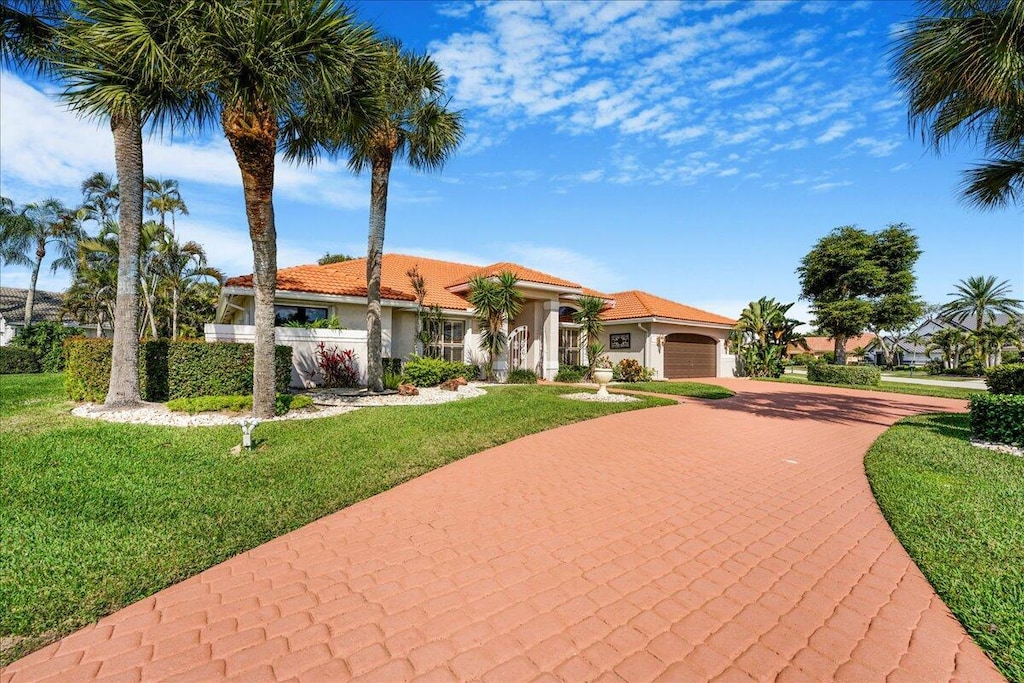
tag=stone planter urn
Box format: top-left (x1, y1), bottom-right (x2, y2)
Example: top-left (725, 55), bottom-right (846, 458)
top-left (593, 367), bottom-right (614, 396)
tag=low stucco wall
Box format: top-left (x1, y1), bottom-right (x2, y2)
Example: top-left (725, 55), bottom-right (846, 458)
top-left (205, 324), bottom-right (369, 388)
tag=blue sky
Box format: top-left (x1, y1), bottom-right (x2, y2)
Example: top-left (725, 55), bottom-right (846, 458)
top-left (1, 0), bottom-right (1021, 325)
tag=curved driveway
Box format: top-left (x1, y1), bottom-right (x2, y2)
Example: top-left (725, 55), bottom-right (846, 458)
top-left (2, 379), bottom-right (1004, 682)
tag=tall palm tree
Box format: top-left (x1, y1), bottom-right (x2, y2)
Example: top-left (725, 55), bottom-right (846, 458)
top-left (81, 171), bottom-right (119, 225)
top-left (892, 0), bottom-right (1024, 208)
top-left (941, 275), bottom-right (1024, 331)
top-left (467, 272), bottom-right (523, 381)
top-left (0, 197), bottom-right (82, 324)
top-left (192, 0), bottom-right (379, 417)
top-left (928, 327), bottom-right (971, 370)
top-left (288, 40), bottom-right (463, 392)
top-left (975, 323), bottom-right (1020, 366)
top-left (144, 176), bottom-right (188, 233)
top-left (59, 0), bottom-right (199, 407)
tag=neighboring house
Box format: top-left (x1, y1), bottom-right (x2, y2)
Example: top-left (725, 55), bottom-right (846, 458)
top-left (867, 313), bottom-right (1020, 366)
top-left (0, 287), bottom-right (103, 345)
top-left (788, 334), bottom-right (877, 364)
top-left (212, 254), bottom-right (737, 385)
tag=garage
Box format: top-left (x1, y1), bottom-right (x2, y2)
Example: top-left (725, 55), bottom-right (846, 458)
top-left (664, 333), bottom-right (717, 378)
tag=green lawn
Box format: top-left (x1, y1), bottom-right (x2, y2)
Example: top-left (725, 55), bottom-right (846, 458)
top-left (866, 414), bottom-right (1023, 680)
top-left (881, 370), bottom-right (980, 381)
top-left (757, 375), bottom-right (983, 400)
top-left (0, 373), bottom-right (673, 665)
top-left (613, 381), bottom-right (735, 400)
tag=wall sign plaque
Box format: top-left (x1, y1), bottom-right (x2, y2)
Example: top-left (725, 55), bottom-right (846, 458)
top-left (609, 333), bottom-right (631, 349)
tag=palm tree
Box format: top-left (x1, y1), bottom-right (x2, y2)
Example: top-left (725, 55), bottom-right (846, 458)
top-left (0, 0), bottom-right (65, 73)
top-left (572, 294), bottom-right (607, 373)
top-left (892, 0), bottom-right (1024, 208)
top-left (191, 0), bottom-right (379, 417)
top-left (927, 327), bottom-right (971, 370)
top-left (144, 177), bottom-right (188, 233)
top-left (59, 0), bottom-right (199, 407)
top-left (941, 275), bottom-right (1024, 332)
top-left (731, 297), bottom-right (807, 377)
top-left (975, 323), bottom-right (1020, 366)
top-left (289, 40), bottom-right (463, 392)
top-left (467, 272), bottom-right (523, 381)
top-left (81, 171), bottom-right (119, 226)
top-left (152, 232), bottom-right (223, 339)
top-left (0, 197), bottom-right (82, 324)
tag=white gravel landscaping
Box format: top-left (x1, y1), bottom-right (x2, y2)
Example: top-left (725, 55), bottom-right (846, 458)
top-left (970, 438), bottom-right (1024, 458)
top-left (70, 384), bottom-right (488, 427)
top-left (561, 391), bottom-right (641, 403)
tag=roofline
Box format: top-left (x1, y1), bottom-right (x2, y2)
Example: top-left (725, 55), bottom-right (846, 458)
top-left (218, 286), bottom-right (473, 317)
top-left (602, 315), bottom-right (735, 329)
top-left (446, 279), bottom-right (583, 295)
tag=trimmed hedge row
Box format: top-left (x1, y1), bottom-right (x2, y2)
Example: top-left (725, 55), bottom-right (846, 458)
top-left (65, 338), bottom-right (292, 402)
top-left (166, 394), bottom-right (313, 416)
top-left (807, 362), bottom-right (881, 386)
top-left (984, 363), bottom-right (1024, 395)
top-left (401, 355), bottom-right (478, 387)
top-left (969, 394), bottom-right (1024, 446)
top-left (0, 347), bottom-right (40, 374)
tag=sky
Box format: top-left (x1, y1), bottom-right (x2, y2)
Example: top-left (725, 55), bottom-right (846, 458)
top-left (1, 0), bottom-right (1022, 326)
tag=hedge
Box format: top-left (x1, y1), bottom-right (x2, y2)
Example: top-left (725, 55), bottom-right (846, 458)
top-left (969, 394), bottom-right (1024, 446)
top-left (507, 369), bottom-right (538, 384)
top-left (64, 338), bottom-right (292, 402)
top-left (554, 365), bottom-right (586, 383)
top-left (10, 322), bottom-right (82, 372)
top-left (166, 394), bottom-right (313, 416)
top-left (0, 347), bottom-right (40, 374)
top-left (401, 356), bottom-right (478, 387)
top-left (807, 362), bottom-right (881, 386)
top-left (984, 363), bottom-right (1024, 395)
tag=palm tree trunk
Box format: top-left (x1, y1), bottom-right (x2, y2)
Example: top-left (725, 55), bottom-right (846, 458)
top-left (172, 286), bottom-right (179, 340)
top-left (105, 110), bottom-right (143, 407)
top-left (223, 108), bottom-right (278, 419)
top-left (24, 246), bottom-right (44, 326)
top-left (834, 335), bottom-right (847, 365)
top-left (365, 155), bottom-right (393, 393)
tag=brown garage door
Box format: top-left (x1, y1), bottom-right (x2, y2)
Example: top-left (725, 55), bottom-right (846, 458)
top-left (664, 333), bottom-right (717, 378)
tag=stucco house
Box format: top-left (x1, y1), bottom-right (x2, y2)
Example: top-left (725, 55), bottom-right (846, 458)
top-left (0, 287), bottom-right (105, 345)
top-left (211, 254), bottom-right (736, 385)
top-left (866, 313), bottom-right (1020, 366)
top-left (788, 333), bottom-right (877, 364)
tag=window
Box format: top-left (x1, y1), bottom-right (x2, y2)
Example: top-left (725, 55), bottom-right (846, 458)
top-left (274, 305), bottom-right (328, 326)
top-left (560, 327), bottom-right (580, 366)
top-left (427, 319), bottom-right (465, 362)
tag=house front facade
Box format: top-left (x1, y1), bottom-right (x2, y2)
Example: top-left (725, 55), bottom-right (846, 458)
top-left (211, 254), bottom-right (736, 386)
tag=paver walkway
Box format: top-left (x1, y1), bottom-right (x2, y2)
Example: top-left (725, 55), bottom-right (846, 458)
top-left (2, 380), bottom-right (1004, 682)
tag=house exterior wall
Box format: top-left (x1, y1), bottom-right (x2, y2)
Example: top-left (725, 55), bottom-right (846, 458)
top-left (597, 321), bottom-right (734, 379)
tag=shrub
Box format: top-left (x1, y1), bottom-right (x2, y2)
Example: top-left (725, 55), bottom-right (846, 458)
top-left (64, 338), bottom-right (293, 402)
top-left (555, 365), bottom-right (586, 383)
top-left (401, 355), bottom-right (476, 387)
top-left (507, 369), bottom-right (538, 384)
top-left (166, 393), bottom-right (314, 416)
top-left (613, 358), bottom-right (654, 382)
top-left (382, 369), bottom-right (402, 391)
top-left (315, 343), bottom-right (359, 388)
top-left (11, 322), bottom-right (82, 372)
top-left (382, 357), bottom-right (403, 375)
top-left (969, 394), bottom-right (1024, 446)
top-left (1003, 349), bottom-right (1020, 364)
top-left (0, 347), bottom-right (40, 374)
top-left (807, 362), bottom-right (881, 386)
top-left (821, 351), bottom-right (836, 364)
top-left (985, 363), bottom-right (1024, 395)
top-left (789, 353), bottom-right (817, 366)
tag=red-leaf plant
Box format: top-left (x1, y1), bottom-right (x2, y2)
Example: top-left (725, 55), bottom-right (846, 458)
top-left (315, 342), bottom-right (359, 388)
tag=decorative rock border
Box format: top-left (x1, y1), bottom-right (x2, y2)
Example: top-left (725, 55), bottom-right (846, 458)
top-left (70, 384), bottom-right (488, 428)
top-left (561, 391), bottom-right (641, 403)
top-left (970, 437), bottom-right (1024, 458)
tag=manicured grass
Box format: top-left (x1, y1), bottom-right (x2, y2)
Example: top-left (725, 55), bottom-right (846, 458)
top-left (865, 413), bottom-right (1024, 680)
top-left (882, 370), bottom-right (980, 382)
top-left (614, 381), bottom-right (735, 400)
top-left (757, 375), bottom-right (983, 400)
top-left (0, 374), bottom-right (673, 664)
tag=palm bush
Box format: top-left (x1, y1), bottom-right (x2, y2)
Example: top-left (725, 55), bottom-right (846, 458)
top-left (467, 272), bottom-right (523, 381)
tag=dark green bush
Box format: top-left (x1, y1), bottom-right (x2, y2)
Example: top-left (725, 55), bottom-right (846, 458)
top-left (382, 357), bottom-right (403, 375)
top-left (11, 322), bottom-right (82, 372)
top-left (789, 353), bottom-right (817, 366)
top-left (807, 362), bottom-right (881, 386)
top-left (64, 338), bottom-right (293, 402)
top-left (969, 394), bottom-right (1024, 446)
top-left (166, 393), bottom-right (313, 416)
top-left (984, 363), bottom-right (1024, 395)
top-left (821, 351), bottom-right (836, 364)
top-left (401, 355), bottom-right (477, 387)
top-left (507, 369), bottom-right (538, 384)
top-left (0, 347), bottom-right (40, 374)
top-left (555, 365), bottom-right (586, 383)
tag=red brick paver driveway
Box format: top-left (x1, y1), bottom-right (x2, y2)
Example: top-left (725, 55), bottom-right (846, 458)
top-left (3, 379), bottom-right (1004, 682)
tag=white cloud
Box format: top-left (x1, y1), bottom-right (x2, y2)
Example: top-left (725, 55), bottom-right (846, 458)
top-left (811, 180), bottom-right (853, 191)
top-left (708, 56), bottom-right (790, 92)
top-left (435, 2), bottom-right (474, 19)
top-left (890, 162), bottom-right (911, 172)
top-left (815, 120), bottom-right (855, 143)
top-left (503, 243), bottom-right (626, 292)
top-left (848, 136), bottom-right (901, 157)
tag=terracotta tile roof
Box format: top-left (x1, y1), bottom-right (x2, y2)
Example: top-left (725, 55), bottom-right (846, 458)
top-left (225, 254), bottom-right (479, 310)
top-left (601, 290), bottom-right (736, 326)
top-left (797, 334), bottom-right (877, 354)
top-left (449, 262), bottom-right (582, 289)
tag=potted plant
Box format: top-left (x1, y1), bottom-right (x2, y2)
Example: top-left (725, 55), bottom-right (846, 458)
top-left (592, 356), bottom-right (614, 396)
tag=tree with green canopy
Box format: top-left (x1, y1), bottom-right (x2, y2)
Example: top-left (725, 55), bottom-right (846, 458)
top-left (892, 0), bottom-right (1024, 208)
top-left (730, 297), bottom-right (807, 377)
top-left (798, 224), bottom-right (923, 365)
